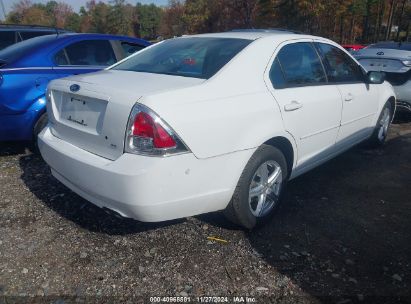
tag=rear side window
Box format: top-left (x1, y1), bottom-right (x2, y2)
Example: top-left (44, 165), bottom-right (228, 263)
top-left (316, 43), bottom-right (364, 83)
top-left (55, 40), bottom-right (116, 66)
top-left (112, 37), bottom-right (251, 79)
top-left (121, 42), bottom-right (145, 56)
top-left (275, 42), bottom-right (327, 87)
top-left (269, 58), bottom-right (286, 89)
top-left (0, 32), bottom-right (16, 50)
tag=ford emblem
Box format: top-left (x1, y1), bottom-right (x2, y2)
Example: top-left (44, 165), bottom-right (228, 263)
top-left (70, 84), bottom-right (80, 92)
top-left (377, 52), bottom-right (384, 56)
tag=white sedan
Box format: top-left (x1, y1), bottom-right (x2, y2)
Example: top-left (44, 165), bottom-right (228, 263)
top-left (39, 30), bottom-right (396, 229)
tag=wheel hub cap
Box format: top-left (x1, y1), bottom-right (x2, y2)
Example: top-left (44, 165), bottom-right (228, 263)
top-left (378, 108), bottom-right (390, 142)
top-left (249, 160), bottom-right (283, 217)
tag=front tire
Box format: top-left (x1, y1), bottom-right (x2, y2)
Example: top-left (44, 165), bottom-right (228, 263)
top-left (368, 101), bottom-right (392, 147)
top-left (224, 145), bottom-right (288, 229)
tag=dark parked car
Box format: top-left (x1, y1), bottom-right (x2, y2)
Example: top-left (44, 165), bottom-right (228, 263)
top-left (0, 33), bottom-right (150, 142)
top-left (0, 24), bottom-right (71, 50)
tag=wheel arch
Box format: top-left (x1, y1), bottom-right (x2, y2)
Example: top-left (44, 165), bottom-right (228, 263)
top-left (387, 96), bottom-right (396, 117)
top-left (263, 136), bottom-right (295, 178)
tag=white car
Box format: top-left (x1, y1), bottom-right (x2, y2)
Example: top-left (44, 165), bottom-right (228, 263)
top-left (39, 30), bottom-right (396, 229)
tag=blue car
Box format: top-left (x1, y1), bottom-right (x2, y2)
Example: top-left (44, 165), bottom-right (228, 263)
top-left (0, 33), bottom-right (150, 142)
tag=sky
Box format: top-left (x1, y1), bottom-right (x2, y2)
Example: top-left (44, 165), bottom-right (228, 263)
top-left (2, 0), bottom-right (169, 19)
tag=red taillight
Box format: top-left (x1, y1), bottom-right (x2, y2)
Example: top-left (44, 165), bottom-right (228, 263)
top-left (126, 103), bottom-right (189, 156)
top-left (132, 112), bottom-right (176, 148)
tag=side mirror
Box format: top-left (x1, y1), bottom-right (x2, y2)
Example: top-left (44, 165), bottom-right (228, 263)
top-left (368, 71), bottom-right (385, 84)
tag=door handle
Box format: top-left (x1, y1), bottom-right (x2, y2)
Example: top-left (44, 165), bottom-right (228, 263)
top-left (284, 101), bottom-right (303, 112)
top-left (345, 93), bottom-right (354, 101)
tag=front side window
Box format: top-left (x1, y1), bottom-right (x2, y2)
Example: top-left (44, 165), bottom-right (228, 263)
top-left (112, 37), bottom-right (251, 79)
top-left (275, 42), bottom-right (327, 87)
top-left (55, 40), bottom-right (116, 66)
top-left (316, 43), bottom-right (364, 83)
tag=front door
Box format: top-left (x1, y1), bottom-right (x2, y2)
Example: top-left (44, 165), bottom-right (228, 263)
top-left (315, 42), bottom-right (379, 143)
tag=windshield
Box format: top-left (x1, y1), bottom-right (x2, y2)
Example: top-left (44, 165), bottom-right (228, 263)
top-left (112, 37), bottom-right (251, 79)
top-left (0, 34), bottom-right (57, 63)
top-left (367, 42), bottom-right (411, 51)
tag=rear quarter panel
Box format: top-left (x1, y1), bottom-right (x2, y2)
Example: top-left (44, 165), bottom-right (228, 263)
top-left (0, 68), bottom-right (54, 114)
top-left (142, 36), bottom-right (298, 161)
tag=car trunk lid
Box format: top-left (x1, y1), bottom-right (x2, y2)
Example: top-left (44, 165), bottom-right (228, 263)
top-left (47, 70), bottom-right (204, 160)
top-left (355, 48), bottom-right (411, 73)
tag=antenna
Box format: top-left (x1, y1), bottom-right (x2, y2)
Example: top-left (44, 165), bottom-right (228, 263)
top-left (0, 0), bottom-right (6, 21)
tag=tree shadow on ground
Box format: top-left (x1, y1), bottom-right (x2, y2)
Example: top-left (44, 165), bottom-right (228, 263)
top-left (0, 141), bottom-right (32, 156)
top-left (19, 153), bottom-right (183, 236)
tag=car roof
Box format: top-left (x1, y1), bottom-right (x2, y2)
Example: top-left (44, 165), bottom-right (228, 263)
top-left (0, 24), bottom-right (69, 32)
top-left (184, 30), bottom-right (307, 40)
top-left (56, 32), bottom-right (146, 41)
top-left (15, 33), bottom-right (150, 46)
top-left (0, 33), bottom-right (150, 67)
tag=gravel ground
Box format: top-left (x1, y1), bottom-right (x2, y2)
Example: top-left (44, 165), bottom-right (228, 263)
top-left (1, 117), bottom-right (411, 304)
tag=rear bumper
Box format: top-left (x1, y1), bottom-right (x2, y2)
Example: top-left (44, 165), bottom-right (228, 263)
top-left (38, 126), bottom-right (254, 222)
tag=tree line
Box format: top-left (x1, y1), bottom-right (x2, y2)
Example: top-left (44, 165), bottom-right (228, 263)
top-left (4, 0), bottom-right (411, 43)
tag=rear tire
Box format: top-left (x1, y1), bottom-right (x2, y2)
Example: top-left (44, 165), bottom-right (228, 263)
top-left (368, 101), bottom-right (392, 148)
top-left (32, 113), bottom-right (48, 152)
top-left (224, 144), bottom-right (288, 229)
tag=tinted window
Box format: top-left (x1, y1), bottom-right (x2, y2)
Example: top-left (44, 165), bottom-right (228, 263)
top-left (54, 49), bottom-right (69, 65)
top-left (0, 34), bottom-right (57, 63)
top-left (112, 38), bottom-right (251, 79)
top-left (20, 31), bottom-right (55, 40)
top-left (121, 42), bottom-right (145, 56)
top-left (276, 42), bottom-right (326, 86)
top-left (58, 40), bottom-right (116, 66)
top-left (0, 31), bottom-right (16, 50)
top-left (367, 42), bottom-right (411, 51)
top-left (316, 43), bottom-right (364, 83)
top-left (269, 58), bottom-right (286, 89)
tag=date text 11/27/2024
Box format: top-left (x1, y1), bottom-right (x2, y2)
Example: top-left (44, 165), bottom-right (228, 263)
top-left (149, 296), bottom-right (257, 303)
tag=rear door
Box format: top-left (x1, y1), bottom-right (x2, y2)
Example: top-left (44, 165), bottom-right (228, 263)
top-left (315, 42), bottom-right (379, 143)
top-left (267, 41), bottom-right (343, 168)
top-left (53, 39), bottom-right (117, 78)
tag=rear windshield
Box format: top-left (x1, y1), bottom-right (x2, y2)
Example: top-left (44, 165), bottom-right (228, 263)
top-left (0, 34), bottom-right (57, 63)
top-left (112, 37), bottom-right (251, 79)
top-left (0, 31), bottom-right (16, 50)
top-left (367, 42), bottom-right (411, 51)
